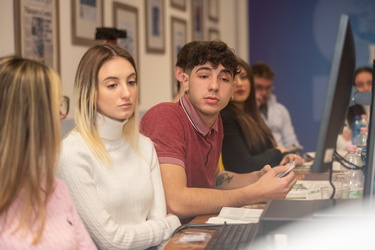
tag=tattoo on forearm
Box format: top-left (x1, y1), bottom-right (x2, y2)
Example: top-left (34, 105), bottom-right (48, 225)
top-left (215, 173), bottom-right (233, 187)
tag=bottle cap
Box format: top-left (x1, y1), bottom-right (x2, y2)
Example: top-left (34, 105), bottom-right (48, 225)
top-left (360, 127), bottom-right (368, 133)
top-left (346, 145), bottom-right (357, 151)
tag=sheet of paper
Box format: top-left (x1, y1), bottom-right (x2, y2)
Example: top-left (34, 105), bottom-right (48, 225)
top-left (286, 180), bottom-right (331, 200)
top-left (206, 207), bottom-right (263, 224)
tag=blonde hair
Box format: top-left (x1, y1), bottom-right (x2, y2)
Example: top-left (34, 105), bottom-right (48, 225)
top-left (0, 56), bottom-right (61, 244)
top-left (74, 43), bottom-right (140, 165)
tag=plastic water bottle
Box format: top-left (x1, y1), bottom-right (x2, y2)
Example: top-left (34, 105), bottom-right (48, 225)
top-left (352, 115), bottom-right (362, 144)
top-left (361, 145), bottom-right (367, 168)
top-left (354, 127), bottom-right (368, 167)
top-left (354, 127), bottom-right (368, 154)
top-left (341, 145), bottom-right (363, 199)
top-left (360, 114), bottom-right (368, 128)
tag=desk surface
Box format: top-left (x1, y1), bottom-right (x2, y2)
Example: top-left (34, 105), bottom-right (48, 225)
top-left (163, 171), bottom-right (329, 249)
top-left (295, 169), bottom-right (329, 181)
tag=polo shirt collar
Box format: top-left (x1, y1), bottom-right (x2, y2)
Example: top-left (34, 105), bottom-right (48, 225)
top-left (179, 94), bottom-right (219, 136)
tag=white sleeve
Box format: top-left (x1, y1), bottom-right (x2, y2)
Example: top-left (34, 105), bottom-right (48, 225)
top-left (144, 138), bottom-right (181, 239)
top-left (279, 104), bottom-right (302, 149)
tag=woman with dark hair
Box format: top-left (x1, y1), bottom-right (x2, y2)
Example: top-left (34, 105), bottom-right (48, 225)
top-left (221, 57), bottom-right (303, 173)
top-left (347, 66), bottom-right (373, 126)
top-left (337, 66), bottom-right (373, 150)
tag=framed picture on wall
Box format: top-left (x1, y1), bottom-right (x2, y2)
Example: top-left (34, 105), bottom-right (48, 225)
top-left (113, 2), bottom-right (139, 66)
top-left (191, 0), bottom-right (204, 41)
top-left (208, 28), bottom-right (220, 41)
top-left (14, 0), bottom-right (60, 73)
top-left (171, 0), bottom-right (186, 11)
top-left (145, 0), bottom-right (165, 53)
top-left (71, 0), bottom-right (104, 46)
top-left (171, 17), bottom-right (187, 98)
top-left (208, 0), bottom-right (219, 21)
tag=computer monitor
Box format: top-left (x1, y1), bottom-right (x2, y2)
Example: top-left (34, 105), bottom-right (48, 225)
top-left (310, 14), bottom-right (355, 173)
top-left (255, 16), bottom-right (374, 247)
top-left (363, 61), bottom-right (375, 200)
top-left (310, 14), bottom-right (375, 202)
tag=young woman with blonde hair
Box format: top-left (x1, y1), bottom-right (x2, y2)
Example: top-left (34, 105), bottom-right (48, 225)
top-left (57, 43), bottom-right (180, 250)
top-left (0, 56), bottom-right (95, 249)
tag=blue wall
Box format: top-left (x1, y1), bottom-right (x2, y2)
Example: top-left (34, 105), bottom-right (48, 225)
top-left (249, 0), bottom-right (375, 153)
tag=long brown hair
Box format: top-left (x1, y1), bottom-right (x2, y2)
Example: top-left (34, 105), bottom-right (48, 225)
top-left (74, 42), bottom-right (140, 165)
top-left (0, 56), bottom-right (61, 244)
top-left (226, 57), bottom-right (276, 153)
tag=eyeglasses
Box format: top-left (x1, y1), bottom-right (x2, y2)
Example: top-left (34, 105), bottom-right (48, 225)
top-left (254, 85), bottom-right (274, 92)
top-left (60, 96), bottom-right (70, 116)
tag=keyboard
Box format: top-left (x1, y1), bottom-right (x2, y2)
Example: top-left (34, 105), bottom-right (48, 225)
top-left (205, 223), bottom-right (257, 250)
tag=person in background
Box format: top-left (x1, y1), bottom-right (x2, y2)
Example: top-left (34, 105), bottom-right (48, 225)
top-left (172, 41), bottom-right (203, 102)
top-left (57, 43), bottom-right (180, 249)
top-left (60, 95), bottom-right (70, 120)
top-left (221, 57), bottom-right (304, 173)
top-left (140, 41), bottom-right (297, 220)
top-left (0, 56), bottom-right (96, 249)
top-left (251, 62), bottom-right (303, 152)
top-left (337, 66), bottom-right (373, 150)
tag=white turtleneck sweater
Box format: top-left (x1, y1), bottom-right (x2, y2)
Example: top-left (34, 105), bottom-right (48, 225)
top-left (57, 114), bottom-right (180, 250)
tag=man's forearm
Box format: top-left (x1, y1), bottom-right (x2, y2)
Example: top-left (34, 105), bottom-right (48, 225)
top-left (167, 185), bottom-right (261, 219)
top-left (214, 171), bottom-right (261, 190)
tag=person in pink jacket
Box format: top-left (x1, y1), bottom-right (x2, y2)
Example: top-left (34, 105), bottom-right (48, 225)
top-left (0, 56), bottom-right (96, 250)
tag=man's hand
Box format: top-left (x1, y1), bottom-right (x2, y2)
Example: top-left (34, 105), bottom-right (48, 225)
top-left (252, 165), bottom-right (297, 201)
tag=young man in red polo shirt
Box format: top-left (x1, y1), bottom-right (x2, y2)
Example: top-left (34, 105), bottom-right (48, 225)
top-left (140, 41), bottom-right (297, 220)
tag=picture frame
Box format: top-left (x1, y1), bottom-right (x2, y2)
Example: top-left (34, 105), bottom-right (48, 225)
top-left (208, 0), bottom-right (219, 22)
top-left (14, 0), bottom-right (60, 73)
top-left (71, 0), bottom-right (104, 46)
top-left (208, 28), bottom-right (220, 41)
top-left (170, 0), bottom-right (186, 11)
top-left (191, 0), bottom-right (204, 41)
top-left (171, 17), bottom-right (187, 98)
top-left (145, 0), bottom-right (165, 54)
top-left (113, 2), bottom-right (139, 66)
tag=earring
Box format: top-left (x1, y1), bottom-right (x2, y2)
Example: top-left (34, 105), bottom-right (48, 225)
top-left (231, 96), bottom-right (234, 101)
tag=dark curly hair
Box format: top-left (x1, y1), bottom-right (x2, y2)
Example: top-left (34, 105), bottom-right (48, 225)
top-left (185, 40), bottom-right (240, 77)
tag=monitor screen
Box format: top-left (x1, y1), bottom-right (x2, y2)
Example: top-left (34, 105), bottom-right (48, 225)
top-left (310, 14), bottom-right (355, 173)
top-left (363, 61), bottom-right (375, 200)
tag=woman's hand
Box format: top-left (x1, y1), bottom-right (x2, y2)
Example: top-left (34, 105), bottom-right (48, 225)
top-left (279, 153), bottom-right (304, 166)
top-left (276, 147), bottom-right (287, 153)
